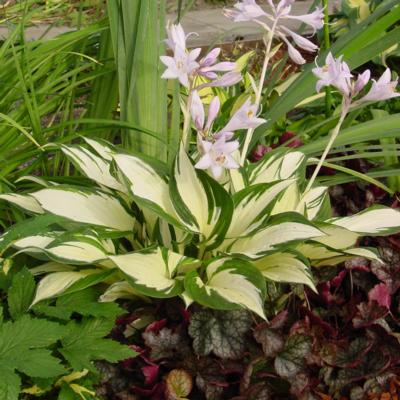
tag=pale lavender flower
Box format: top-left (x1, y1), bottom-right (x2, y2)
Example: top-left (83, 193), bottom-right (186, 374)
top-left (199, 71), bottom-right (243, 88)
top-left (312, 52), bottom-right (352, 97)
top-left (160, 46), bottom-right (201, 87)
top-left (197, 48), bottom-right (236, 79)
top-left (165, 23), bottom-right (187, 50)
top-left (225, 0), bottom-right (324, 65)
top-left (353, 69), bottom-right (371, 95)
top-left (223, 0), bottom-right (267, 22)
top-left (195, 135), bottom-right (240, 179)
top-left (221, 97), bottom-right (266, 132)
top-left (359, 68), bottom-right (400, 102)
top-left (190, 91), bottom-right (221, 134)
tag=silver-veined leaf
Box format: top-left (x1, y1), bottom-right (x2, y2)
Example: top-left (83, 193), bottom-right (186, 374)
top-left (184, 257), bottom-right (266, 319)
top-left (253, 251), bottom-right (316, 291)
top-left (229, 213), bottom-right (325, 258)
top-left (31, 187), bottom-right (134, 232)
top-left (109, 247), bottom-right (188, 298)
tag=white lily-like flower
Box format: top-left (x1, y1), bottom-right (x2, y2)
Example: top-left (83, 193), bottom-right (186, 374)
top-left (161, 23), bottom-right (241, 88)
top-left (195, 135), bottom-right (240, 179)
top-left (223, 0), bottom-right (267, 22)
top-left (313, 54), bottom-right (400, 104)
top-left (312, 52), bottom-right (352, 97)
top-left (190, 91), bottom-right (221, 134)
top-left (359, 68), bottom-right (400, 103)
top-left (160, 47), bottom-right (200, 87)
top-left (221, 97), bottom-right (266, 132)
top-left (224, 0), bottom-right (324, 65)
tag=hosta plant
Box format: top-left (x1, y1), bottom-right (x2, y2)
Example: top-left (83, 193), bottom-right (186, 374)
top-left (1, 0), bottom-right (400, 320)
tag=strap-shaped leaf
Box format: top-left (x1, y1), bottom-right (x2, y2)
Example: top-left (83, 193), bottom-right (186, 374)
top-left (61, 145), bottom-right (125, 192)
top-left (170, 147), bottom-right (233, 245)
top-left (253, 251), bottom-right (316, 291)
top-left (228, 213), bottom-right (325, 258)
top-left (0, 193), bottom-right (43, 214)
top-left (184, 257), bottom-right (266, 319)
top-left (250, 151), bottom-right (305, 185)
top-left (270, 182), bottom-right (300, 215)
top-left (31, 187), bottom-right (134, 232)
top-left (328, 205), bottom-right (400, 235)
top-left (109, 247), bottom-right (189, 298)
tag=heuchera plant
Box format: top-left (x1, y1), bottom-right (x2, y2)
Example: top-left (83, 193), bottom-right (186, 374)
top-left (1, 0), bottom-right (400, 319)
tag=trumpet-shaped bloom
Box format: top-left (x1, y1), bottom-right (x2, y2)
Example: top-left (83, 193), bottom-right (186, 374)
top-left (223, 0), bottom-right (267, 22)
top-left (161, 23), bottom-right (240, 87)
top-left (360, 68), bottom-right (400, 103)
top-left (221, 98), bottom-right (266, 132)
top-left (224, 0), bottom-right (324, 64)
top-left (190, 91), bottom-right (221, 134)
top-left (312, 52), bottom-right (352, 97)
top-left (160, 47), bottom-right (200, 87)
top-left (313, 54), bottom-right (399, 103)
top-left (165, 22), bottom-right (187, 50)
top-left (195, 135), bottom-right (240, 179)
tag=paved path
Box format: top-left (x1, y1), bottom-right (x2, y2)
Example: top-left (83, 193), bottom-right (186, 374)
top-left (0, 1), bottom-right (331, 44)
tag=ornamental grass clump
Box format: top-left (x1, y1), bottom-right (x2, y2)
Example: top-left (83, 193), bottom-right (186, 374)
top-left (1, 0), bottom-right (400, 321)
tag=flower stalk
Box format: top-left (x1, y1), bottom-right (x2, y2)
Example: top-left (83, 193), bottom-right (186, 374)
top-left (240, 19), bottom-right (278, 165)
top-left (304, 98), bottom-right (350, 193)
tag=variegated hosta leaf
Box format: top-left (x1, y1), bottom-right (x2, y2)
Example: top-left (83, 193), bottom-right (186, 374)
top-left (31, 269), bottom-right (99, 306)
top-left (83, 137), bottom-right (114, 161)
top-left (99, 281), bottom-right (149, 302)
top-left (170, 146), bottom-right (233, 247)
top-left (228, 180), bottom-right (295, 238)
top-left (313, 224), bottom-right (359, 249)
top-left (253, 251), bottom-right (316, 291)
top-left (250, 151), bottom-right (305, 185)
top-left (184, 257), bottom-right (266, 319)
top-left (30, 262), bottom-right (76, 275)
top-left (113, 153), bottom-right (183, 228)
top-left (298, 186), bottom-right (330, 220)
top-left (14, 233), bottom-right (112, 265)
top-left (31, 187), bottom-right (134, 232)
top-left (328, 206), bottom-right (400, 235)
top-left (0, 193), bottom-right (43, 214)
top-left (271, 181), bottom-right (300, 215)
top-left (228, 213), bottom-right (325, 258)
top-left (296, 242), bottom-right (380, 267)
top-left (109, 247), bottom-right (191, 298)
top-left (61, 145), bottom-right (125, 192)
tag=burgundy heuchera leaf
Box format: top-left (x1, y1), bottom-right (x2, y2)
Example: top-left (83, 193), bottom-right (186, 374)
top-left (368, 283), bottom-right (391, 309)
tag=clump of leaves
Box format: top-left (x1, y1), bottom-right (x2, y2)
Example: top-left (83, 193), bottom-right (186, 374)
top-left (0, 266), bottom-right (135, 400)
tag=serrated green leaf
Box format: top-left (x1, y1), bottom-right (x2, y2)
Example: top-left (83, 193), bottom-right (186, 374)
top-left (274, 334), bottom-right (312, 378)
top-left (8, 267), bottom-right (35, 320)
top-left (188, 309), bottom-right (252, 359)
top-left (0, 367), bottom-right (20, 400)
top-left (60, 318), bottom-right (136, 372)
top-left (14, 349), bottom-right (65, 378)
